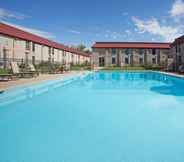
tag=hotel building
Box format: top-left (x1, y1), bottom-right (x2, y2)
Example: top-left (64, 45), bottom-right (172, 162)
top-left (170, 35), bottom-right (184, 71)
top-left (0, 23), bottom-right (90, 68)
top-left (92, 42), bottom-right (171, 68)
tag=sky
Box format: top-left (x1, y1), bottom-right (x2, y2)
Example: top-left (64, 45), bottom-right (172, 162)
top-left (0, 0), bottom-right (184, 48)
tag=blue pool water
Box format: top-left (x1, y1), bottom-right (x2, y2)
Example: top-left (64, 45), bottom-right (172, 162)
top-left (0, 71), bottom-right (184, 162)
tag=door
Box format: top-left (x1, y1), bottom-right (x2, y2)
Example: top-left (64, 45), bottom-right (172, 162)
top-left (99, 57), bottom-right (105, 67)
top-left (32, 56), bottom-right (35, 65)
top-left (25, 52), bottom-right (29, 64)
top-left (3, 49), bottom-right (7, 69)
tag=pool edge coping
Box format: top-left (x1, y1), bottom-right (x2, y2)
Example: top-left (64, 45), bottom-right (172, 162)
top-left (0, 71), bottom-right (93, 93)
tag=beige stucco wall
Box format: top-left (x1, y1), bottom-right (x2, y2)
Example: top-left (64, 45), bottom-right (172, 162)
top-left (0, 34), bottom-right (90, 66)
top-left (171, 42), bottom-right (184, 70)
top-left (92, 47), bottom-right (169, 67)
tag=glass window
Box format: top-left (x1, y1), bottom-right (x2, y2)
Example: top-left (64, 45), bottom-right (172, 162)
top-left (178, 55), bottom-right (182, 65)
top-left (25, 41), bottom-right (30, 50)
top-left (32, 56), bottom-right (35, 65)
top-left (125, 48), bottom-right (132, 55)
top-left (48, 47), bottom-right (51, 54)
top-left (99, 57), bottom-right (105, 67)
top-left (152, 58), bottom-right (156, 64)
top-left (112, 57), bottom-right (116, 64)
top-left (32, 43), bottom-right (35, 52)
top-left (112, 48), bottom-right (116, 55)
top-left (139, 49), bottom-right (144, 55)
top-left (125, 57), bottom-right (129, 64)
top-left (152, 49), bottom-right (156, 55)
top-left (178, 45), bottom-right (181, 53)
top-left (139, 58), bottom-right (143, 64)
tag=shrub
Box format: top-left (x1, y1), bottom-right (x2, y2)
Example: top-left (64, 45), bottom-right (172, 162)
top-left (36, 62), bottom-right (63, 73)
top-left (0, 68), bottom-right (10, 74)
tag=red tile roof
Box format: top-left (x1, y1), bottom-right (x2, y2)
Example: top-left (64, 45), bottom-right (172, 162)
top-left (0, 23), bottom-right (90, 57)
top-left (92, 42), bottom-right (171, 49)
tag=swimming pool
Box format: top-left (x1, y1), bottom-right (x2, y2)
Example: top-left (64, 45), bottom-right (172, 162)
top-left (0, 71), bottom-right (184, 162)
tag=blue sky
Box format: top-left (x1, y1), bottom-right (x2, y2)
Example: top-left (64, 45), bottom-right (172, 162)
top-left (0, 0), bottom-right (184, 48)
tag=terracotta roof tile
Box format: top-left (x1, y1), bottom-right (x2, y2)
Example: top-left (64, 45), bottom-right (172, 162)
top-left (92, 42), bottom-right (171, 49)
top-left (0, 23), bottom-right (90, 57)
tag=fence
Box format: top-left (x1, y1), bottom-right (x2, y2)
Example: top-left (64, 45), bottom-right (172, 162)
top-left (0, 58), bottom-right (42, 69)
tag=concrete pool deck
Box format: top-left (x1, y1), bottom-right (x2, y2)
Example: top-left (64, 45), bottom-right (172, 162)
top-left (153, 71), bottom-right (184, 79)
top-left (0, 71), bottom-right (90, 91)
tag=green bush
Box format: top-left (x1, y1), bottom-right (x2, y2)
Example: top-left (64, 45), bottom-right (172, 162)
top-left (36, 62), bottom-right (63, 73)
top-left (0, 68), bottom-right (10, 74)
top-left (102, 65), bottom-right (146, 71)
top-left (123, 65), bottom-right (145, 70)
top-left (71, 64), bottom-right (92, 71)
top-left (143, 65), bottom-right (163, 71)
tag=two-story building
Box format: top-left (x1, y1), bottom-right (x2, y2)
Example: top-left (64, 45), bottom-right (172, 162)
top-left (92, 42), bottom-right (171, 68)
top-left (0, 23), bottom-right (90, 68)
top-left (170, 35), bottom-right (184, 71)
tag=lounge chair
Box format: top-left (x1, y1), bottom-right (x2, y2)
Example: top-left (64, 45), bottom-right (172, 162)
top-left (0, 73), bottom-right (13, 81)
top-left (28, 63), bottom-right (39, 76)
top-left (11, 62), bottom-right (36, 78)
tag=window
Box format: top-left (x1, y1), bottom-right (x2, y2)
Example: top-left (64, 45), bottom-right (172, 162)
top-left (152, 58), bottom-right (156, 64)
top-left (125, 49), bottom-right (132, 55)
top-left (25, 41), bottom-right (30, 50)
top-left (112, 48), bottom-right (116, 55)
top-left (139, 49), bottom-right (144, 55)
top-left (152, 49), bottom-right (156, 55)
top-left (99, 57), bottom-right (105, 67)
top-left (48, 57), bottom-right (51, 62)
top-left (32, 43), bottom-right (35, 52)
top-left (178, 45), bottom-right (181, 53)
top-left (112, 57), bottom-right (116, 64)
top-left (125, 57), bottom-right (129, 64)
top-left (52, 48), bottom-right (54, 55)
top-left (139, 58), bottom-right (143, 64)
top-left (32, 56), bottom-right (35, 65)
top-left (178, 55), bottom-right (182, 65)
top-left (48, 47), bottom-right (51, 54)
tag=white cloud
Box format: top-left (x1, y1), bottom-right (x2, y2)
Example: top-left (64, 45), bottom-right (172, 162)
top-left (125, 29), bottom-right (132, 35)
top-left (0, 8), bottom-right (28, 20)
top-left (132, 16), bottom-right (183, 42)
top-left (2, 21), bottom-right (55, 39)
top-left (170, 0), bottom-right (184, 17)
top-left (68, 30), bottom-right (81, 34)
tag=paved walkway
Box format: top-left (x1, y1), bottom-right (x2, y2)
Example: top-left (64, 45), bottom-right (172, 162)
top-left (0, 71), bottom-right (89, 91)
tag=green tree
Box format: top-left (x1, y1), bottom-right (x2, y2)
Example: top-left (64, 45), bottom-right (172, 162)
top-left (77, 44), bottom-right (86, 51)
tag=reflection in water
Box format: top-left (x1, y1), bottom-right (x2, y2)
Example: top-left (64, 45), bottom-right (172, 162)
top-left (150, 85), bottom-right (184, 96)
top-left (93, 72), bottom-right (173, 84)
top-left (0, 77), bottom-right (79, 107)
top-left (89, 72), bottom-right (184, 96)
top-left (1, 72), bottom-right (184, 107)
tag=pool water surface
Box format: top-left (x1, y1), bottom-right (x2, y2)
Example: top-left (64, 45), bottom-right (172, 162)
top-left (0, 72), bottom-right (184, 162)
